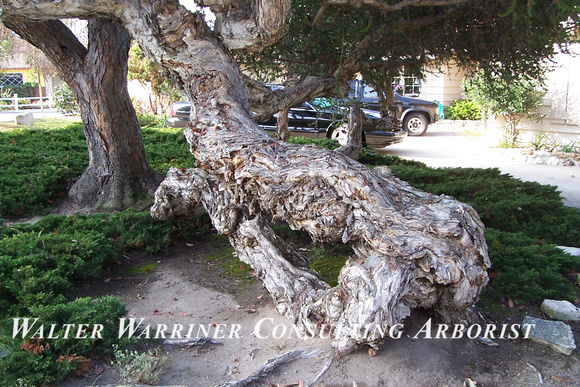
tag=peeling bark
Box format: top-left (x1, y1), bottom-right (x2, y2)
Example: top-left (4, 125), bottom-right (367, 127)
top-left (2, 0), bottom-right (490, 354)
top-left (276, 107), bottom-right (291, 141)
top-left (334, 106), bottom-right (363, 160)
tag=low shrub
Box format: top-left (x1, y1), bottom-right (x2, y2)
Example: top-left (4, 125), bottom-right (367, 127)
top-left (483, 228), bottom-right (580, 304)
top-left (114, 345), bottom-right (168, 385)
top-left (0, 124), bottom-right (87, 216)
top-left (53, 83), bottom-right (79, 115)
top-left (0, 296), bottom-right (129, 386)
top-left (137, 112), bottom-right (166, 128)
top-left (447, 99), bottom-right (482, 120)
top-left (0, 210), bottom-right (208, 385)
top-left (0, 124), bottom-right (194, 216)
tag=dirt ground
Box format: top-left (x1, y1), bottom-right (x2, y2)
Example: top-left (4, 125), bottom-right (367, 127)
top-left (60, 236), bottom-right (580, 387)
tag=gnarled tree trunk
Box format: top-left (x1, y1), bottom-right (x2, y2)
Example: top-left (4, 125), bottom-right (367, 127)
top-left (3, 18), bottom-right (163, 211)
top-left (334, 106), bottom-right (364, 159)
top-left (1, 0), bottom-right (490, 354)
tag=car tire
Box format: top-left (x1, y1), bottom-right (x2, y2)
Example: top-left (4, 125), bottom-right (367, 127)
top-left (403, 112), bottom-right (428, 136)
top-left (329, 123), bottom-right (349, 145)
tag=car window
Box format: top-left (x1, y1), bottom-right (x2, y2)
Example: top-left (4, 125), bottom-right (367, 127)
top-left (363, 85), bottom-right (378, 99)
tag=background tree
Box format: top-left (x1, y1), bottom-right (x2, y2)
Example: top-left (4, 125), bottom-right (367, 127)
top-left (239, 0), bottom-right (578, 117)
top-left (128, 43), bottom-right (182, 116)
top-left (465, 70), bottom-right (547, 147)
top-left (1, 0), bottom-right (577, 354)
top-left (3, 18), bottom-right (163, 210)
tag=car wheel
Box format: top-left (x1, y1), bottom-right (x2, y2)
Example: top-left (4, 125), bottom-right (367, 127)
top-left (403, 112), bottom-right (428, 136)
top-left (329, 123), bottom-right (349, 145)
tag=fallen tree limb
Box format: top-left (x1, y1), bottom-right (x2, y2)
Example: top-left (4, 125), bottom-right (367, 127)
top-left (308, 357), bottom-right (333, 387)
top-left (220, 348), bottom-right (325, 387)
top-left (163, 337), bottom-right (221, 347)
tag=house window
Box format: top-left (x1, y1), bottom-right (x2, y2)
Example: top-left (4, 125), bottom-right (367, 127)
top-left (402, 76), bottom-right (422, 97)
top-left (393, 73), bottom-right (422, 97)
top-left (0, 73), bottom-right (24, 87)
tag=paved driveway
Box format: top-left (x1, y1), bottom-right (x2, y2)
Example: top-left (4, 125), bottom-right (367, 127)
top-left (379, 122), bottom-right (580, 209)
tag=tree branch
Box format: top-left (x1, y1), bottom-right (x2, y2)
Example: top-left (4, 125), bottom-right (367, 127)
top-left (316, 0), bottom-right (468, 24)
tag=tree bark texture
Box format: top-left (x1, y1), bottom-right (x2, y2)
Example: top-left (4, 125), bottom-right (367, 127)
top-left (1, 0), bottom-right (490, 353)
top-left (334, 106), bottom-right (364, 160)
top-left (3, 17), bottom-right (163, 210)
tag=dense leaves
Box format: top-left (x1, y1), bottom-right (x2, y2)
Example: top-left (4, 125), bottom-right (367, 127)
top-left (0, 209), bottom-right (206, 385)
top-left (239, 0), bottom-right (579, 110)
top-left (0, 124), bottom-right (87, 215)
top-left (465, 70), bottom-right (546, 146)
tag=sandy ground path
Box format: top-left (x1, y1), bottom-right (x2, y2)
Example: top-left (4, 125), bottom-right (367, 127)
top-left (63, 238), bottom-right (580, 387)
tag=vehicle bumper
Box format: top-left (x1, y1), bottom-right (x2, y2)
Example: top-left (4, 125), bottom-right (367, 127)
top-left (365, 130), bottom-right (407, 149)
top-left (166, 117), bottom-right (189, 128)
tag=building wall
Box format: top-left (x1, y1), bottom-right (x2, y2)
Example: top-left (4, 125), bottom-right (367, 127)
top-left (419, 46), bottom-right (580, 144)
top-left (420, 63), bottom-right (466, 106)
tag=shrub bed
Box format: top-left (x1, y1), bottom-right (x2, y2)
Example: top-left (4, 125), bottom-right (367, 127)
top-left (1, 128), bottom-right (579, 385)
top-left (0, 210), bottom-right (205, 385)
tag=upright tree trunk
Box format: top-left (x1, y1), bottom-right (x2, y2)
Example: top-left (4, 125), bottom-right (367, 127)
top-left (68, 19), bottom-right (163, 209)
top-left (4, 18), bottom-right (162, 210)
top-left (334, 106), bottom-right (363, 159)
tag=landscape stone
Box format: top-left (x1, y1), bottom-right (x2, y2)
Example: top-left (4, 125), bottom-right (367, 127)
top-left (532, 157), bottom-right (546, 165)
top-left (522, 316), bottom-right (576, 355)
top-left (557, 246), bottom-right (580, 256)
top-left (541, 299), bottom-right (580, 321)
top-left (562, 158), bottom-right (576, 166)
top-left (15, 112), bottom-right (34, 126)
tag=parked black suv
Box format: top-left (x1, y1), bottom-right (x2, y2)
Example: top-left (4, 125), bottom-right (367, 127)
top-left (348, 80), bottom-right (439, 136)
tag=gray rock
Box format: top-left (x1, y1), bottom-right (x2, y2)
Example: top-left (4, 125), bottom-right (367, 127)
top-left (562, 158), bottom-right (576, 167)
top-left (15, 112), bottom-right (34, 126)
top-left (557, 246), bottom-right (580, 256)
top-left (541, 299), bottom-right (580, 321)
top-left (522, 316), bottom-right (576, 355)
top-left (532, 157), bottom-right (547, 165)
top-left (533, 150), bottom-right (552, 157)
top-left (546, 157), bottom-right (561, 166)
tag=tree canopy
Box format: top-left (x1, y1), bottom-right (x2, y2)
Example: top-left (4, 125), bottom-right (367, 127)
top-left (239, 0), bottom-right (578, 109)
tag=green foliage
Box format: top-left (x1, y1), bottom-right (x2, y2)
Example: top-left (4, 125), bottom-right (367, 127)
top-left (447, 99), bottom-right (482, 120)
top-left (0, 230), bottom-right (118, 313)
top-left (137, 112), bottom-right (165, 128)
top-left (560, 141), bottom-right (577, 153)
top-left (0, 296), bottom-right (128, 387)
top-left (0, 124), bottom-right (194, 216)
top-left (114, 345), bottom-right (168, 385)
top-left (141, 127), bottom-right (196, 174)
top-left (464, 71), bottom-right (546, 146)
top-left (309, 244), bottom-right (351, 287)
top-left (529, 132), bottom-right (557, 151)
top-left (483, 228), bottom-right (580, 304)
top-left (0, 209), bottom-right (208, 385)
top-left (239, 0), bottom-right (578, 116)
top-left (53, 83), bottom-right (79, 115)
top-left (5, 83), bottom-right (39, 99)
top-left (0, 124), bottom-right (88, 216)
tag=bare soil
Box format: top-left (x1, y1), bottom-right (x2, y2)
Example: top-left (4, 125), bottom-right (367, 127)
top-left (61, 238), bottom-right (580, 387)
